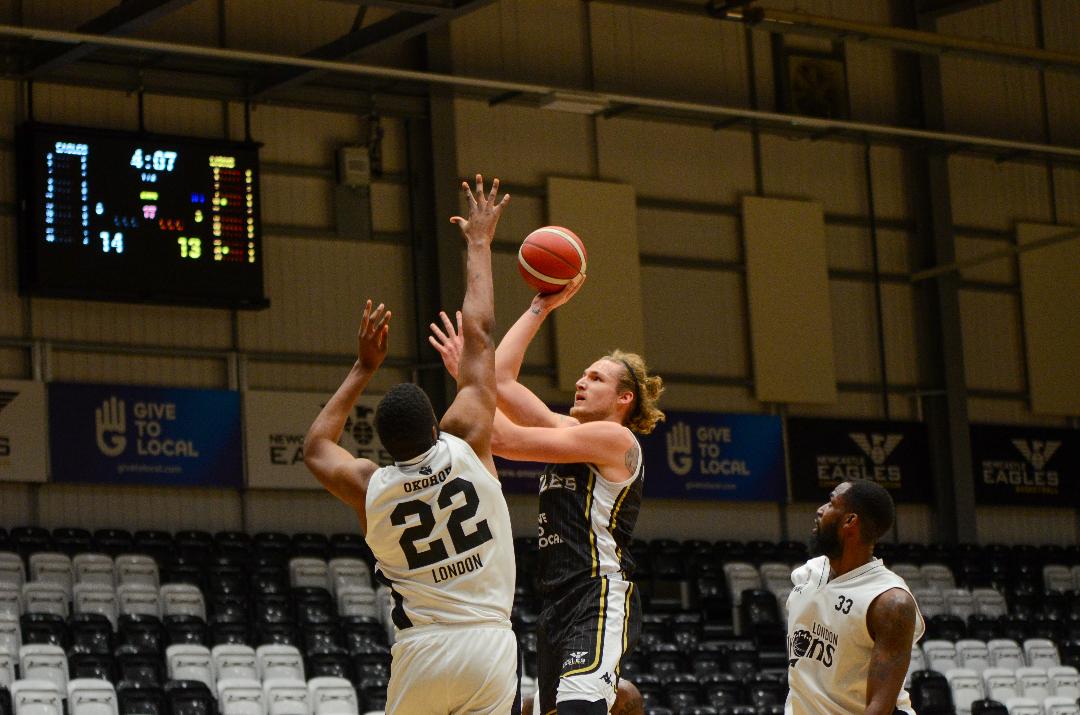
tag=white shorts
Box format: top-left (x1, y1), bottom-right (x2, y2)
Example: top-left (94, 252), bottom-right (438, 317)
top-left (386, 622), bottom-right (519, 714)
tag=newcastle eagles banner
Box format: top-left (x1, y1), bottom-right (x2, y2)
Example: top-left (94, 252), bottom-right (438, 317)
top-left (639, 411), bottom-right (786, 501)
top-left (49, 383), bottom-right (242, 488)
top-left (971, 424), bottom-right (1080, 507)
top-left (787, 418), bottom-right (931, 503)
top-left (243, 390), bottom-right (391, 490)
top-left (0, 380), bottom-right (48, 483)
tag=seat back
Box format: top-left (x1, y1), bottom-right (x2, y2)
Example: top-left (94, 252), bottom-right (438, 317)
top-left (216, 679), bottom-right (265, 715)
top-left (1016, 667), bottom-right (1050, 701)
top-left (73, 556), bottom-right (115, 588)
top-left (0, 652), bottom-right (13, 688)
top-left (74, 584), bottom-right (118, 628)
top-left (1003, 697), bottom-right (1041, 715)
top-left (913, 589), bottom-right (946, 619)
top-left (10, 679), bottom-right (62, 715)
top-left (20, 586), bottom-right (66, 619)
top-left (159, 585), bottom-right (206, 621)
top-left (0, 556), bottom-right (25, 590)
top-left (288, 560), bottom-right (330, 591)
top-left (1047, 665), bottom-right (1080, 699)
top-left (28, 556), bottom-right (72, 600)
top-left (923, 639), bottom-right (959, 673)
top-left (945, 668), bottom-right (984, 715)
top-left (117, 585), bottom-right (160, 619)
top-left (18, 646), bottom-right (67, 692)
top-left (335, 589), bottom-right (376, 620)
top-left (0, 615), bottom-right (21, 656)
top-left (263, 679), bottom-right (309, 715)
top-left (987, 639), bottom-right (1024, 670)
top-left (982, 668), bottom-right (1018, 703)
top-left (114, 557), bottom-right (158, 589)
top-left (1024, 638), bottom-right (1061, 669)
top-left (257, 645), bottom-right (304, 682)
top-left (921, 564), bottom-right (957, 591)
top-left (1043, 565), bottom-right (1073, 593)
top-left (212, 645), bottom-right (259, 682)
top-left (1043, 696), bottom-right (1080, 715)
top-left (944, 589), bottom-right (976, 621)
top-left (67, 679), bottom-right (119, 715)
top-left (306, 678), bottom-right (358, 715)
top-left (971, 589), bottom-right (1007, 618)
top-left (326, 560), bottom-right (370, 599)
top-left (165, 645), bottom-right (213, 690)
top-left (956, 639), bottom-right (991, 674)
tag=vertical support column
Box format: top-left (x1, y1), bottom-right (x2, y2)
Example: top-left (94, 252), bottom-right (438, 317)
top-left (898, 2), bottom-right (976, 543)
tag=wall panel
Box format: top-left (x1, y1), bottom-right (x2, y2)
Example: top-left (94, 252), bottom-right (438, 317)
top-left (244, 362), bottom-right (411, 395)
top-left (453, 99), bottom-right (593, 187)
top-left (640, 266), bottom-right (748, 379)
top-left (954, 236), bottom-right (1016, 284)
top-left (31, 299), bottom-right (234, 349)
top-left (868, 146), bottom-right (913, 222)
top-left (492, 251), bottom-right (554, 368)
top-left (28, 85), bottom-right (139, 131)
top-left (657, 383), bottom-right (759, 414)
top-left (976, 506), bottom-right (1078, 545)
top-left (238, 238), bottom-right (413, 356)
top-left (1042, 1), bottom-right (1080, 145)
top-left (50, 351), bottom-right (227, 388)
top-left (637, 209), bottom-right (741, 263)
top-left (881, 283), bottom-right (918, 388)
top-left (247, 105), bottom-right (363, 168)
top-left (589, 2), bottom-right (750, 105)
top-left (760, 138), bottom-right (866, 216)
top-left (369, 183), bottom-right (410, 234)
top-left (244, 489), bottom-right (360, 534)
top-left (894, 504), bottom-right (933, 544)
top-left (0, 348), bottom-right (30, 379)
top-left (958, 291), bottom-right (1025, 393)
top-left (1052, 166), bottom-right (1080, 225)
top-left (0, 217), bottom-right (24, 338)
top-left (37, 484), bottom-right (241, 531)
top-left (596, 120), bottom-right (755, 204)
top-left (259, 175), bottom-right (334, 230)
top-left (139, 0), bottom-right (218, 46)
top-left (637, 500), bottom-right (782, 541)
top-left (948, 156), bottom-right (1052, 231)
top-left (142, 94), bottom-right (225, 139)
top-left (829, 280), bottom-right (878, 385)
top-left (0, 483), bottom-right (33, 525)
top-left (967, 397), bottom-right (1068, 427)
top-left (224, 0), bottom-right (367, 56)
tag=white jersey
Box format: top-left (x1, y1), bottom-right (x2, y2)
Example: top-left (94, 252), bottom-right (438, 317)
top-left (785, 556), bottom-right (926, 715)
top-left (364, 432), bottom-right (515, 630)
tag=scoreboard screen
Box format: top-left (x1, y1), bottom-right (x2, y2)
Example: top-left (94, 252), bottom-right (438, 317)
top-left (17, 123), bottom-right (268, 309)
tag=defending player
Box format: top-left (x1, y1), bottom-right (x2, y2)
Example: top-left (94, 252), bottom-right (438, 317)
top-left (429, 279), bottom-right (664, 715)
top-left (785, 479), bottom-right (925, 715)
top-left (305, 175), bottom-right (518, 714)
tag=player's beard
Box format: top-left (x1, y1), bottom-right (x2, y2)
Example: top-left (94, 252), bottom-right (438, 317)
top-left (810, 519), bottom-right (842, 559)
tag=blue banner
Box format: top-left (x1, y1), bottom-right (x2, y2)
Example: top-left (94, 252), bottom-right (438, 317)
top-left (49, 383), bottom-right (243, 488)
top-left (640, 411), bottom-right (786, 501)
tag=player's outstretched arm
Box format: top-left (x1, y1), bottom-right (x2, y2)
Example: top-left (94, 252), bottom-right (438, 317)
top-left (494, 275), bottom-right (585, 428)
top-left (303, 299), bottom-right (389, 533)
top-left (491, 411), bottom-right (638, 482)
top-left (864, 588), bottom-right (918, 715)
top-left (439, 174), bottom-right (508, 477)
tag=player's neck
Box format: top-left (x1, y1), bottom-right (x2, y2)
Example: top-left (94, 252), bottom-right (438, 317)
top-left (826, 545), bottom-right (875, 580)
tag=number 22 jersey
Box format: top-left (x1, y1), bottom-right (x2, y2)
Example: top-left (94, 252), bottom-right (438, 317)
top-left (364, 432), bottom-right (515, 629)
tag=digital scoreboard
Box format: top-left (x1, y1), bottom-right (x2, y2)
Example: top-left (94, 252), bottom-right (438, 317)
top-left (17, 123), bottom-right (268, 309)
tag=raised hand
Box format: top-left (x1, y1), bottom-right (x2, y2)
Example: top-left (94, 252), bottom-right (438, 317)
top-left (450, 174), bottom-right (510, 245)
top-left (428, 310), bottom-right (464, 380)
top-left (357, 299), bottom-right (391, 372)
top-left (530, 273), bottom-right (586, 315)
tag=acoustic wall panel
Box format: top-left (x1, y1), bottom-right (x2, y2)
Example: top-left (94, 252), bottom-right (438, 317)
top-left (1017, 223), bottom-right (1080, 415)
top-left (547, 178), bottom-right (645, 392)
top-left (742, 196), bottom-right (836, 404)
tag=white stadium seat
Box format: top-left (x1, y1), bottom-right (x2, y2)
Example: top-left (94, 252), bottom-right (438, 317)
top-left (1023, 638), bottom-right (1061, 669)
top-left (758, 563), bottom-right (791, 591)
top-left (0, 553), bottom-right (26, 589)
top-left (891, 564), bottom-right (927, 590)
top-left (114, 555), bottom-right (159, 588)
top-left (263, 679), bottom-right (311, 715)
top-left (73, 555), bottom-right (115, 588)
top-left (28, 555), bottom-right (72, 601)
top-left (920, 563), bottom-right (956, 592)
top-left (906, 646), bottom-right (926, 687)
top-left (971, 588), bottom-right (1008, 618)
top-left (213, 644), bottom-right (259, 683)
top-left (0, 650), bottom-right (14, 688)
top-left (307, 678), bottom-right (359, 715)
top-left (987, 639), bottom-right (1024, 671)
top-left (1042, 565), bottom-right (1073, 593)
top-left (73, 583), bottom-right (119, 628)
top-left (0, 613), bottom-right (22, 654)
top-left (721, 562), bottom-right (762, 604)
top-left (1048, 665), bottom-right (1080, 699)
top-left (944, 668), bottom-right (984, 715)
top-left (328, 559), bottom-right (370, 598)
top-left (982, 667), bottom-right (1020, 703)
top-left (0, 587), bottom-right (20, 619)
top-left (1004, 697), bottom-right (1041, 715)
top-left (22, 584), bottom-right (67, 618)
top-left (11, 679), bottom-right (63, 715)
top-left (336, 587), bottom-right (377, 620)
top-left (166, 644), bottom-right (214, 690)
top-left (19, 645), bottom-right (68, 692)
top-left (117, 584), bottom-right (161, 618)
top-left (217, 678), bottom-right (267, 715)
top-left (955, 639), bottom-right (991, 674)
top-left (922, 640), bottom-right (959, 674)
top-left (943, 589), bottom-right (975, 621)
top-left (289, 559), bottom-right (330, 591)
top-left (67, 678), bottom-right (119, 715)
top-left (257, 645), bottom-right (305, 683)
top-left (1043, 696), bottom-right (1080, 715)
top-left (1016, 667), bottom-right (1050, 702)
top-left (160, 584), bottom-right (206, 621)
top-left (911, 589), bottom-right (946, 619)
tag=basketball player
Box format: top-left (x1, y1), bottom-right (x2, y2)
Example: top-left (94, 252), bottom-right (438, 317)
top-left (522, 681), bottom-right (643, 715)
top-left (429, 279), bottom-right (664, 715)
top-left (785, 479), bottom-right (926, 715)
top-left (304, 175), bottom-right (519, 714)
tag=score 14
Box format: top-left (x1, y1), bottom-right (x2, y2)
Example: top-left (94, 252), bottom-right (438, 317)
top-left (177, 236), bottom-right (202, 259)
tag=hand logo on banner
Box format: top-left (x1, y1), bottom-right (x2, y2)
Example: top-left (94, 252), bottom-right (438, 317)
top-left (94, 396), bottom-right (127, 457)
top-left (666, 421), bottom-right (693, 476)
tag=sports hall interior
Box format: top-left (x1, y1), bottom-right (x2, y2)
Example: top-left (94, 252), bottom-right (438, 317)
top-left (0, 1), bottom-right (1078, 714)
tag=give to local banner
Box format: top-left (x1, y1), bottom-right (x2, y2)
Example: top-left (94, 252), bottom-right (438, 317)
top-left (244, 390), bottom-right (390, 490)
top-left (787, 418), bottom-right (931, 503)
top-left (640, 411), bottom-right (785, 501)
top-left (971, 423), bottom-right (1080, 507)
top-left (0, 380), bottom-right (48, 483)
top-left (49, 383), bottom-right (242, 488)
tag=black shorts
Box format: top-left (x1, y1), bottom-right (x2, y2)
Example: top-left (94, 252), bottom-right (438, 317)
top-left (536, 577), bottom-right (642, 714)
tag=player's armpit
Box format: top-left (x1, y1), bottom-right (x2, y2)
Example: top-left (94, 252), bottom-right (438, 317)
top-left (303, 439), bottom-right (377, 530)
top-left (864, 588), bottom-right (917, 715)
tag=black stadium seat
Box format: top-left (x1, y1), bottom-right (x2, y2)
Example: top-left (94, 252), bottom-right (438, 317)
top-left (665, 673), bottom-right (701, 709)
top-left (94, 528), bottom-right (134, 557)
top-left (68, 646), bottom-right (116, 682)
top-left (329, 533), bottom-right (370, 561)
top-left (165, 615), bottom-right (208, 647)
top-left (702, 672), bottom-right (742, 708)
top-left (70, 612), bottom-right (114, 653)
top-left (164, 680), bottom-right (217, 715)
top-left (209, 621), bottom-right (250, 647)
top-left (307, 645), bottom-right (354, 681)
top-left (301, 623), bottom-right (341, 654)
top-left (908, 670), bottom-right (955, 715)
top-left (118, 614), bottom-right (167, 653)
top-left (292, 533), bottom-right (329, 559)
top-left (255, 622), bottom-right (299, 648)
top-left (117, 681), bottom-right (166, 715)
top-left (133, 531), bottom-right (174, 564)
top-left (21, 613), bottom-right (69, 648)
top-left (970, 700), bottom-right (1008, 715)
top-left (358, 677), bottom-right (388, 711)
top-left (53, 527), bottom-right (93, 556)
top-left (115, 645), bottom-right (165, 686)
top-left (10, 526), bottom-right (51, 560)
top-left (213, 532), bottom-right (251, 561)
top-left (0, 686), bottom-right (11, 715)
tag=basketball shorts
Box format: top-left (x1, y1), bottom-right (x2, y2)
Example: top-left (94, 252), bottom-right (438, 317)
top-left (386, 621), bottom-right (520, 714)
top-left (536, 577), bottom-right (641, 714)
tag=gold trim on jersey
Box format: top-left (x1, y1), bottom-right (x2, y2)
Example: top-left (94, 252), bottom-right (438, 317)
top-left (607, 481), bottom-right (632, 570)
top-left (617, 581), bottom-right (633, 676)
top-left (562, 575), bottom-right (609, 677)
top-left (584, 470), bottom-right (599, 578)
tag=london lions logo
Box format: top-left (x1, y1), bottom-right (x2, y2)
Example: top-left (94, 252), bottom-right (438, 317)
top-left (789, 622), bottom-right (837, 668)
top-left (1012, 439), bottom-right (1060, 471)
top-left (849, 433), bottom-right (903, 465)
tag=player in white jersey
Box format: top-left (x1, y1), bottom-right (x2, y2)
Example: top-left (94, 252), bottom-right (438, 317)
top-left (304, 175), bottom-right (519, 714)
top-left (786, 479), bottom-right (926, 715)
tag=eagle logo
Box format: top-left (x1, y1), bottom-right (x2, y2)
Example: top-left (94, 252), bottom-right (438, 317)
top-left (1011, 439), bottom-right (1061, 471)
top-left (849, 433), bottom-right (903, 465)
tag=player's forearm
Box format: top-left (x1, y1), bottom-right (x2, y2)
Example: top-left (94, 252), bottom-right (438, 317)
top-left (495, 304), bottom-right (547, 382)
top-left (304, 363), bottom-right (374, 453)
top-left (460, 241), bottom-right (495, 341)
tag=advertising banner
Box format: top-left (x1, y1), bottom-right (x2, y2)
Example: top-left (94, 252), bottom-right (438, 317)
top-left (787, 418), bottom-right (932, 503)
top-left (49, 383), bottom-right (242, 488)
top-left (0, 380), bottom-right (48, 483)
top-left (244, 390), bottom-right (391, 490)
top-left (971, 423), bottom-right (1080, 507)
top-left (640, 411), bottom-right (786, 501)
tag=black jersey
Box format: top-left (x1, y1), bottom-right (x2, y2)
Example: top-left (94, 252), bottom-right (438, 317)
top-left (535, 444), bottom-right (643, 595)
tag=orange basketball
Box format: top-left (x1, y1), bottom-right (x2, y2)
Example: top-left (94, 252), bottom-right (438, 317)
top-left (517, 226), bottom-right (587, 294)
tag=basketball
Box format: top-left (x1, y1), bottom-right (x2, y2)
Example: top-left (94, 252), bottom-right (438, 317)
top-left (517, 226), bottom-right (587, 294)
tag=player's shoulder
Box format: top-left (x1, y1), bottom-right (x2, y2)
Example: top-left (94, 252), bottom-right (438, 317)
top-left (791, 555), bottom-right (828, 587)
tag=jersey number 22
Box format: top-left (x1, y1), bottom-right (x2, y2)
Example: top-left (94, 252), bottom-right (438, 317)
top-left (390, 478), bottom-right (493, 570)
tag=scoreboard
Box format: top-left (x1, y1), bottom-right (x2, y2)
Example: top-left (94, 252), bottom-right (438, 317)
top-left (17, 123), bottom-right (268, 309)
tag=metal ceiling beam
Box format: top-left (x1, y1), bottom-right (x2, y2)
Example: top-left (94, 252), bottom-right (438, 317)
top-left (6, 22), bottom-right (1080, 164)
top-left (323, 0), bottom-right (454, 13)
top-left (250, 0), bottom-right (495, 97)
top-left (917, 0), bottom-right (1004, 18)
top-left (27, 0), bottom-right (197, 74)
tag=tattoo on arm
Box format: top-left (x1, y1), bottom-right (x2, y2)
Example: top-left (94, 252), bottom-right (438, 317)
top-left (530, 306), bottom-right (542, 315)
top-left (625, 442), bottom-right (640, 473)
top-left (865, 589), bottom-right (917, 715)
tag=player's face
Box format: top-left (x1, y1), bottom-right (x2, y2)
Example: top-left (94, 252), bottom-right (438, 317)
top-left (569, 359), bottom-right (629, 423)
top-left (810, 483), bottom-right (851, 558)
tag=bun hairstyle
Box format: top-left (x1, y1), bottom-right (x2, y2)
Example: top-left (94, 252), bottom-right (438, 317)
top-left (604, 350), bottom-right (665, 435)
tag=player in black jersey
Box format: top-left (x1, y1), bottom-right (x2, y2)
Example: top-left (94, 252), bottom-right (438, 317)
top-left (429, 275), bottom-right (664, 715)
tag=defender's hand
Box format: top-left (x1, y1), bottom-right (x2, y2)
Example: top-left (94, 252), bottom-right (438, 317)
top-left (357, 299), bottom-right (391, 372)
top-left (450, 174), bottom-right (510, 245)
top-left (428, 310), bottom-right (463, 380)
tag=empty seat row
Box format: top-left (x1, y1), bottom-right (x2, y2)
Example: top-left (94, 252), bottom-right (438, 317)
top-left (909, 670), bottom-right (1080, 715)
top-left (917, 638), bottom-right (1065, 675)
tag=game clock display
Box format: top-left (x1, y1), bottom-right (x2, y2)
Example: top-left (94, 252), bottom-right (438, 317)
top-left (17, 123), bottom-right (268, 309)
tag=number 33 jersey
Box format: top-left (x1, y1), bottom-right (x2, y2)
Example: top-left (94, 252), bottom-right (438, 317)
top-left (785, 556), bottom-right (925, 715)
top-left (364, 432), bottom-right (515, 629)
